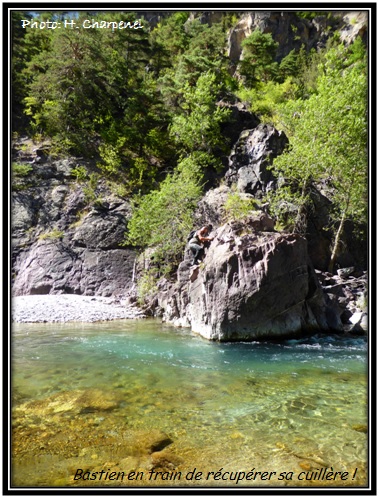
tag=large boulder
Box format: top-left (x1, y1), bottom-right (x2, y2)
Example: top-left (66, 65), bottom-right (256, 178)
top-left (159, 222), bottom-right (341, 341)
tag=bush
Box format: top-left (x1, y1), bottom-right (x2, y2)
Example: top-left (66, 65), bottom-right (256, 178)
top-left (236, 79), bottom-right (298, 123)
top-left (71, 165), bottom-right (88, 182)
top-left (12, 162), bottom-right (33, 178)
top-left (223, 189), bottom-right (259, 222)
top-left (136, 268), bottom-right (159, 307)
top-left (126, 153), bottom-right (205, 274)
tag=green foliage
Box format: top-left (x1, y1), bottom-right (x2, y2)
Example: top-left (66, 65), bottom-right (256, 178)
top-left (12, 162), bottom-right (33, 178)
top-left (16, 11), bottom-right (233, 189)
top-left (268, 42), bottom-right (367, 267)
top-left (82, 173), bottom-right (100, 205)
top-left (150, 12), bottom-right (190, 63)
top-left (278, 49), bottom-right (302, 81)
top-left (126, 153), bottom-right (205, 273)
top-left (97, 141), bottom-right (124, 177)
top-left (22, 12), bottom-right (155, 155)
top-left (222, 13), bottom-right (240, 29)
top-left (156, 18), bottom-right (234, 114)
top-left (345, 36), bottom-right (366, 66)
top-left (136, 268), bottom-right (159, 307)
top-left (292, 38), bottom-right (342, 98)
top-left (71, 165), bottom-right (88, 182)
top-left (239, 29), bottom-right (279, 87)
top-left (223, 189), bottom-right (258, 222)
top-left (12, 162), bottom-right (34, 191)
top-left (97, 139), bottom-right (159, 194)
top-left (38, 228), bottom-right (64, 240)
top-left (236, 78), bottom-right (298, 123)
top-left (169, 71), bottom-right (231, 160)
top-left (12, 12), bottom-right (32, 129)
top-left (173, 21), bottom-right (230, 88)
top-left (297, 12), bottom-right (329, 20)
top-left (108, 182), bottom-right (129, 199)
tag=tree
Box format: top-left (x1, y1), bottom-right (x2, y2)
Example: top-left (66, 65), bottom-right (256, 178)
top-left (150, 11), bottom-right (190, 64)
top-left (23, 11), bottom-right (152, 153)
top-left (126, 153), bottom-right (205, 273)
top-left (169, 71), bottom-right (231, 163)
top-left (155, 17), bottom-right (234, 113)
top-left (11, 11), bottom-right (51, 130)
top-left (239, 29), bottom-right (279, 87)
top-left (278, 49), bottom-right (301, 81)
top-left (268, 41), bottom-right (367, 272)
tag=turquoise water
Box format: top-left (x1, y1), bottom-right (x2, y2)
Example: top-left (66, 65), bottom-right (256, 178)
top-left (12, 320), bottom-right (368, 487)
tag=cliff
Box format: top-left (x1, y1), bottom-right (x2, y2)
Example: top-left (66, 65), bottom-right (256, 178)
top-left (12, 139), bottom-right (136, 298)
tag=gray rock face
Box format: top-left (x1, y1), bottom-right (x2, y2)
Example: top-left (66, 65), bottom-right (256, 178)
top-left (12, 239), bottom-right (135, 297)
top-left (12, 144), bottom-right (136, 298)
top-left (219, 101), bottom-right (260, 147)
top-left (227, 11), bottom-right (367, 69)
top-left (225, 124), bottom-right (288, 196)
top-left (159, 222), bottom-right (340, 341)
top-left (335, 11), bottom-right (368, 45)
top-left (228, 12), bottom-right (317, 66)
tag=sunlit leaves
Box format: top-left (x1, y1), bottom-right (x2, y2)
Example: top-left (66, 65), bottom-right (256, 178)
top-left (126, 153), bottom-right (205, 272)
top-left (169, 71), bottom-right (231, 157)
top-left (269, 41), bottom-right (367, 267)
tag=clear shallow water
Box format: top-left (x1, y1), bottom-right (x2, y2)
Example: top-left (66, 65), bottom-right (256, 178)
top-left (12, 320), bottom-right (368, 488)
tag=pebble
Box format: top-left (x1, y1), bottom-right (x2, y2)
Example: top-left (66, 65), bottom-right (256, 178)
top-left (12, 294), bottom-right (146, 323)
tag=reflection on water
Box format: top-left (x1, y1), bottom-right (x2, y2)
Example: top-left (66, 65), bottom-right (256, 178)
top-left (12, 320), bottom-right (368, 488)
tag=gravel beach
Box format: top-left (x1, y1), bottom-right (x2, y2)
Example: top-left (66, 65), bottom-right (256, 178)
top-left (12, 294), bottom-right (146, 323)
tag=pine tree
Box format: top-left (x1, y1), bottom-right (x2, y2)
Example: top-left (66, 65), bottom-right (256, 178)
top-left (239, 29), bottom-right (279, 87)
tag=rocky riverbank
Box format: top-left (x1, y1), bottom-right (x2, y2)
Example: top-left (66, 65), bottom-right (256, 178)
top-left (12, 294), bottom-right (146, 323)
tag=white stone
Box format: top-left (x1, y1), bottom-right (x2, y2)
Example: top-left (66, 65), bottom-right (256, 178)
top-left (349, 312), bottom-right (363, 325)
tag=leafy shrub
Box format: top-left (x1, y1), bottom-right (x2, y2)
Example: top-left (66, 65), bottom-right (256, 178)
top-left (82, 173), bottom-right (100, 204)
top-left (236, 78), bottom-right (298, 123)
top-left (12, 162), bottom-right (33, 178)
top-left (126, 153), bottom-right (205, 274)
top-left (297, 12), bottom-right (329, 20)
top-left (223, 189), bottom-right (258, 222)
top-left (71, 165), bottom-right (88, 182)
top-left (136, 268), bottom-right (159, 307)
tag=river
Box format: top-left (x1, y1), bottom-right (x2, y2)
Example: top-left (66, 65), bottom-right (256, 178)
top-left (11, 319), bottom-right (368, 488)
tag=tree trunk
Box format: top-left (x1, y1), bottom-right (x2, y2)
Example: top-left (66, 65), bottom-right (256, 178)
top-left (328, 211), bottom-right (346, 273)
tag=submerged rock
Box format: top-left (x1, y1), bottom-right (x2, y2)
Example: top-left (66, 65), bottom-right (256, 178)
top-left (159, 222), bottom-right (341, 341)
top-left (122, 429), bottom-right (174, 456)
top-left (14, 389), bottom-right (121, 418)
